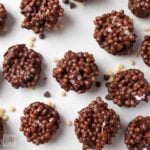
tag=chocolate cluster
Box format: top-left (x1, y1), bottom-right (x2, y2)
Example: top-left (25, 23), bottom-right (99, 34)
top-left (0, 120), bottom-right (3, 142)
top-left (74, 97), bottom-right (121, 150)
top-left (94, 10), bottom-right (136, 55)
top-left (140, 35), bottom-right (150, 67)
top-left (125, 116), bottom-right (150, 150)
top-left (53, 50), bottom-right (99, 93)
top-left (128, 0), bottom-right (150, 18)
top-left (2, 44), bottom-right (42, 89)
top-left (0, 3), bottom-right (7, 30)
top-left (106, 69), bottom-right (150, 107)
top-left (20, 102), bottom-right (60, 145)
top-left (20, 0), bottom-right (64, 38)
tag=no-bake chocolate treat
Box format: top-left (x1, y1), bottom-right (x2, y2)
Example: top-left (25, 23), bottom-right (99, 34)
top-left (2, 44), bottom-right (42, 89)
top-left (20, 0), bottom-right (64, 38)
top-left (94, 10), bottom-right (136, 55)
top-left (20, 102), bottom-right (60, 145)
top-left (74, 97), bottom-right (121, 150)
top-left (128, 0), bottom-right (150, 18)
top-left (106, 69), bottom-right (150, 107)
top-left (140, 35), bottom-right (150, 66)
top-left (0, 3), bottom-right (7, 30)
top-left (53, 50), bottom-right (99, 93)
top-left (0, 120), bottom-right (3, 142)
top-left (125, 116), bottom-right (150, 150)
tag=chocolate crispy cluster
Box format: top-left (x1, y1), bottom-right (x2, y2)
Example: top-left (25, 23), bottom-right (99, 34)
top-left (20, 0), bottom-right (64, 37)
top-left (125, 116), bottom-right (150, 150)
top-left (2, 44), bottom-right (42, 89)
top-left (94, 10), bottom-right (136, 55)
top-left (74, 97), bottom-right (121, 150)
top-left (128, 0), bottom-right (150, 18)
top-left (0, 3), bottom-right (7, 30)
top-left (20, 102), bottom-right (60, 145)
top-left (106, 69), bottom-right (150, 107)
top-left (140, 35), bottom-right (150, 67)
top-left (53, 50), bottom-right (99, 93)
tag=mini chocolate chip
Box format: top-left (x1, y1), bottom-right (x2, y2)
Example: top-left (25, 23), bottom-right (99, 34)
top-left (39, 34), bottom-right (45, 39)
top-left (95, 81), bottom-right (101, 87)
top-left (44, 91), bottom-right (51, 98)
top-left (70, 2), bottom-right (77, 9)
top-left (63, 0), bottom-right (70, 4)
top-left (104, 74), bottom-right (110, 81)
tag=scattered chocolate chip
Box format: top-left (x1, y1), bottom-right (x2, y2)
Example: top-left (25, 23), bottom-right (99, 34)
top-left (128, 0), bottom-right (150, 18)
top-left (106, 69), bottom-right (150, 107)
top-left (0, 3), bottom-right (7, 30)
top-left (104, 74), bottom-right (110, 81)
top-left (140, 35), bottom-right (150, 67)
top-left (43, 77), bottom-right (48, 80)
top-left (94, 10), bottom-right (136, 55)
top-left (44, 91), bottom-right (51, 98)
top-left (20, 0), bottom-right (64, 38)
top-left (53, 50), bottom-right (100, 93)
top-left (63, 0), bottom-right (70, 4)
top-left (95, 81), bottom-right (101, 88)
top-left (70, 2), bottom-right (77, 9)
top-left (0, 120), bottom-right (3, 141)
top-left (20, 102), bottom-right (60, 145)
top-left (125, 116), bottom-right (150, 150)
top-left (2, 44), bottom-right (42, 89)
top-left (39, 34), bottom-right (45, 39)
top-left (74, 97), bottom-right (121, 150)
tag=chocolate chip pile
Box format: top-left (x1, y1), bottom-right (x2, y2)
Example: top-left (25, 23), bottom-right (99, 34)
top-left (125, 116), bottom-right (150, 150)
top-left (106, 69), bottom-right (150, 107)
top-left (0, 3), bottom-right (7, 30)
top-left (2, 44), bottom-right (42, 89)
top-left (20, 0), bottom-right (64, 38)
top-left (94, 10), bottom-right (136, 55)
top-left (53, 50), bottom-right (99, 93)
top-left (0, 120), bottom-right (3, 141)
top-left (20, 102), bottom-right (60, 145)
top-left (128, 0), bottom-right (150, 18)
top-left (74, 97), bottom-right (121, 150)
top-left (140, 35), bottom-right (150, 67)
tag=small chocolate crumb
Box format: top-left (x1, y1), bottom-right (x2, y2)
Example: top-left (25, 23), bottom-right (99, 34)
top-left (44, 91), bottom-right (51, 98)
top-left (95, 81), bottom-right (101, 88)
top-left (104, 74), bottom-right (110, 81)
top-left (70, 2), bottom-right (77, 9)
top-left (43, 77), bottom-right (47, 80)
top-left (39, 34), bottom-right (45, 39)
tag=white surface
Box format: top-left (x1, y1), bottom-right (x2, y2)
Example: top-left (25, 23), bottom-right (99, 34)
top-left (0, 0), bottom-right (150, 149)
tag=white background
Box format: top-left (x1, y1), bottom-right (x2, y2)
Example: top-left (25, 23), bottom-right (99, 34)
top-left (0, 0), bottom-right (150, 149)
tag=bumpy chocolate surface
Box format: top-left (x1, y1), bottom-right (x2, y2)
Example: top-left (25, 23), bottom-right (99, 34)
top-left (140, 35), bottom-right (150, 67)
top-left (128, 0), bottom-right (150, 18)
top-left (0, 3), bottom-right (7, 30)
top-left (20, 102), bottom-right (60, 145)
top-left (3, 44), bottom-right (42, 89)
top-left (74, 97), bottom-right (121, 150)
top-left (106, 69), bottom-right (150, 107)
top-left (94, 10), bottom-right (136, 55)
top-left (53, 50), bottom-right (99, 93)
top-left (20, 0), bottom-right (64, 37)
top-left (125, 116), bottom-right (150, 150)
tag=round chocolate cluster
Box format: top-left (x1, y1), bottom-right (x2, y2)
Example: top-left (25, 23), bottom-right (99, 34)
top-left (94, 10), bottom-right (136, 55)
top-left (106, 69), bottom-right (150, 107)
top-left (53, 50), bottom-right (99, 93)
top-left (0, 120), bottom-right (3, 141)
top-left (2, 44), bottom-right (42, 89)
top-left (0, 3), bottom-right (7, 30)
top-left (140, 35), bottom-right (150, 67)
top-left (128, 0), bottom-right (150, 18)
top-left (20, 102), bottom-right (60, 145)
top-left (20, 0), bottom-right (64, 38)
top-left (125, 116), bottom-right (150, 150)
top-left (74, 97), bottom-right (121, 150)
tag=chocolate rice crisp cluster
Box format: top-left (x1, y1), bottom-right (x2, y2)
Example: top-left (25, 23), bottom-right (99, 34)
top-left (0, 3), bottom-right (7, 30)
top-left (140, 35), bottom-right (150, 67)
top-left (94, 10), bottom-right (136, 55)
top-left (53, 50), bottom-right (99, 93)
top-left (106, 69), bottom-right (150, 107)
top-left (2, 44), bottom-right (42, 89)
top-left (125, 116), bottom-right (150, 150)
top-left (0, 120), bottom-right (3, 142)
top-left (74, 97), bottom-right (121, 150)
top-left (20, 102), bottom-right (60, 145)
top-left (128, 0), bottom-right (150, 18)
top-left (20, 0), bottom-right (64, 38)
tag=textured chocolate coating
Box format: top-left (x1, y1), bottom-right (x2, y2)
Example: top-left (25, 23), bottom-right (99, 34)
top-left (125, 116), bottom-right (150, 150)
top-left (0, 3), bottom-right (7, 30)
top-left (20, 102), bottom-right (60, 145)
top-left (53, 50), bottom-right (100, 93)
top-left (128, 0), bottom-right (150, 18)
top-left (3, 44), bottom-right (42, 89)
top-left (74, 97), bottom-right (121, 150)
top-left (94, 10), bottom-right (136, 55)
top-left (106, 69), bottom-right (150, 107)
top-left (140, 35), bottom-right (150, 66)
